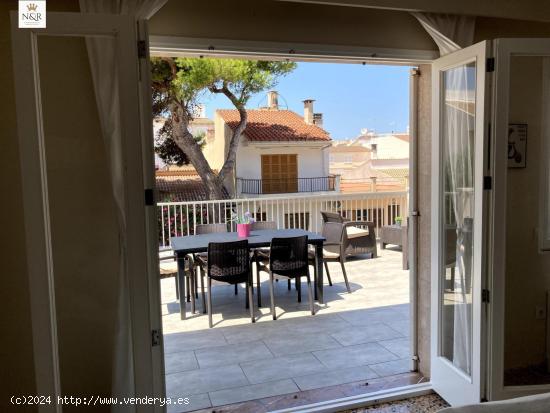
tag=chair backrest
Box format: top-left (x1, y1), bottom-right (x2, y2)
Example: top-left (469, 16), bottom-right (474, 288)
top-left (195, 223), bottom-right (228, 235)
top-left (269, 235), bottom-right (309, 277)
top-left (321, 211), bottom-right (345, 224)
top-left (251, 221), bottom-right (277, 231)
top-left (207, 240), bottom-right (250, 282)
top-left (322, 222), bottom-right (345, 244)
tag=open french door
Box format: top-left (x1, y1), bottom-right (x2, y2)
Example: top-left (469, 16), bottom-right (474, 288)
top-left (11, 12), bottom-right (162, 411)
top-left (430, 41), bottom-right (492, 406)
top-left (489, 38), bottom-right (550, 402)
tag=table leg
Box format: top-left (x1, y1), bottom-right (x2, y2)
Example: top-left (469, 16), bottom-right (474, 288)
top-left (177, 254), bottom-right (186, 320)
top-left (315, 243), bottom-right (324, 304)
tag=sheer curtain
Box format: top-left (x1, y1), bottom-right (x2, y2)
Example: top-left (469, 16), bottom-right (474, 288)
top-left (443, 62), bottom-right (476, 375)
top-left (412, 12), bottom-right (476, 56)
top-left (79, 0), bottom-right (167, 406)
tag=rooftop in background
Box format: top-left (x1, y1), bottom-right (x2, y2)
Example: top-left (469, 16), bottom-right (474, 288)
top-left (156, 168), bottom-right (229, 202)
top-left (217, 109), bottom-right (331, 143)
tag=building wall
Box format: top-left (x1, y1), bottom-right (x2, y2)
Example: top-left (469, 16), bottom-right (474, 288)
top-left (503, 56), bottom-right (550, 371)
top-left (236, 142), bottom-right (330, 181)
top-left (368, 135), bottom-right (410, 159)
top-left (203, 113), bottom-right (230, 172)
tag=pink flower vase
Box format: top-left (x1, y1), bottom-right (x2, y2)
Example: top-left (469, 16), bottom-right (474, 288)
top-left (237, 223), bottom-right (251, 238)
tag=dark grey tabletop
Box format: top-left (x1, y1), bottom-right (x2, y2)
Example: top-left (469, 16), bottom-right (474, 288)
top-left (171, 228), bottom-right (325, 255)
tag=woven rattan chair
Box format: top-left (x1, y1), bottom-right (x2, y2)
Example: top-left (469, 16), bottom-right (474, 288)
top-left (159, 248), bottom-right (181, 300)
top-left (194, 223), bottom-right (229, 313)
top-left (206, 240), bottom-right (254, 328)
top-left (257, 235), bottom-right (314, 320)
top-left (320, 211), bottom-right (377, 259)
top-left (309, 222), bottom-right (351, 293)
top-left (251, 221), bottom-right (277, 231)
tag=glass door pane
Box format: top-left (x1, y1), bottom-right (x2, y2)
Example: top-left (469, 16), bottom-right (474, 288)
top-left (440, 62), bottom-right (476, 377)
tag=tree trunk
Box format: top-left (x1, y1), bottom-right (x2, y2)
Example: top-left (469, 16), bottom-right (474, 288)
top-left (171, 105), bottom-right (226, 200)
top-left (219, 103), bottom-right (247, 182)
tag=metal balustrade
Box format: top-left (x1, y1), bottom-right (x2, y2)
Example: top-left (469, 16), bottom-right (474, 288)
top-left (236, 176), bottom-right (339, 195)
top-left (157, 191), bottom-right (408, 247)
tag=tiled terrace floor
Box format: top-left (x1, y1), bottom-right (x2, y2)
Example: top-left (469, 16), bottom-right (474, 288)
top-left (161, 247), bottom-right (415, 413)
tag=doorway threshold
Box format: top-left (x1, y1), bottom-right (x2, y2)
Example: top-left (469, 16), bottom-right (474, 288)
top-left (271, 382), bottom-right (433, 413)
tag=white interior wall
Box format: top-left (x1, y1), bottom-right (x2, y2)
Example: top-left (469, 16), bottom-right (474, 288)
top-left (504, 56), bottom-right (550, 372)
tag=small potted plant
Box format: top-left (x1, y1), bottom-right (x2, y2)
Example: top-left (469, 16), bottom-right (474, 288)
top-left (232, 211), bottom-right (255, 238)
top-left (395, 216), bottom-right (402, 227)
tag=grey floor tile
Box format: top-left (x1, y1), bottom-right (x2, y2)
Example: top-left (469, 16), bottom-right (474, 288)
top-left (209, 379), bottom-right (299, 406)
top-left (384, 319), bottom-right (411, 337)
top-left (220, 322), bottom-right (281, 344)
top-left (292, 365), bottom-right (379, 391)
top-left (195, 340), bottom-right (273, 368)
top-left (166, 364), bottom-right (248, 396)
top-left (263, 331), bottom-right (341, 356)
top-left (165, 351), bottom-right (199, 374)
top-left (337, 307), bottom-right (404, 326)
top-left (378, 337), bottom-right (411, 359)
top-left (164, 330), bottom-right (227, 354)
top-left (313, 342), bottom-right (398, 370)
top-left (240, 353), bottom-right (326, 384)
top-left (166, 393), bottom-right (211, 413)
top-left (280, 313), bottom-right (352, 334)
top-left (369, 358), bottom-right (411, 377)
top-left (330, 322), bottom-right (404, 346)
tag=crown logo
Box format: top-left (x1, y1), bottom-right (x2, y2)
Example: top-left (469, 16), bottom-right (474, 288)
top-left (26, 3), bottom-right (38, 12)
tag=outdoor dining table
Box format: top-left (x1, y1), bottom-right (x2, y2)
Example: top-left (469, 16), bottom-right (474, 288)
top-left (170, 228), bottom-right (326, 320)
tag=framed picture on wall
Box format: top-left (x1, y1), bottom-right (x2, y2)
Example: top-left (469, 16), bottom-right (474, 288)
top-left (508, 123), bottom-right (527, 168)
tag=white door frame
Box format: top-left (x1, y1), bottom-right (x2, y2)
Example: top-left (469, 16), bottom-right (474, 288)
top-left (430, 40), bottom-right (491, 406)
top-left (145, 35), bottom-right (427, 409)
top-left (488, 38), bottom-right (550, 401)
top-left (10, 12), bottom-right (158, 412)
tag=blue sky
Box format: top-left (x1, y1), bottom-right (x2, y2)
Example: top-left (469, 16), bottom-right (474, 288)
top-left (200, 62), bottom-right (411, 140)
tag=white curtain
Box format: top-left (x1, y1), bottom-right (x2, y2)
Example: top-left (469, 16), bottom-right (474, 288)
top-left (412, 12), bottom-right (476, 56)
top-left (443, 63), bottom-right (476, 375)
top-left (79, 0), bottom-right (167, 407)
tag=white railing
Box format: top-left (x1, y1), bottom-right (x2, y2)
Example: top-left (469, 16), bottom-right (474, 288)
top-left (157, 191), bottom-right (408, 247)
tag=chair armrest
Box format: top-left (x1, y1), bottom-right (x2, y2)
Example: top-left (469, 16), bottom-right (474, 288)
top-left (343, 221), bottom-right (374, 228)
top-left (322, 242), bottom-right (341, 247)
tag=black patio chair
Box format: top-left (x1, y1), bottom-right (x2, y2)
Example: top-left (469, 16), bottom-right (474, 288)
top-left (206, 240), bottom-right (254, 328)
top-left (251, 221), bottom-right (277, 307)
top-left (257, 235), bottom-right (314, 320)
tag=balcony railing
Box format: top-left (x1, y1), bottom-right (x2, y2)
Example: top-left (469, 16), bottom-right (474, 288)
top-left (237, 176), bottom-right (339, 195)
top-left (157, 191), bottom-right (408, 247)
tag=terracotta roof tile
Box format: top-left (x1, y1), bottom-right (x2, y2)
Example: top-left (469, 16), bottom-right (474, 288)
top-left (156, 170), bottom-right (229, 202)
top-left (217, 109), bottom-right (331, 142)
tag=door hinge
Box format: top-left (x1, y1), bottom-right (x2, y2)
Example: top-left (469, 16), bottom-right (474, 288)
top-left (486, 57), bottom-right (495, 73)
top-left (145, 188), bottom-right (155, 206)
top-left (137, 40), bottom-right (147, 59)
top-left (482, 289), bottom-right (490, 303)
top-left (151, 329), bottom-right (161, 347)
top-left (411, 210), bottom-right (420, 217)
top-left (483, 176), bottom-right (492, 190)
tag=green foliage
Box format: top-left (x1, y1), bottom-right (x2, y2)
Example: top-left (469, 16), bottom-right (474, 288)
top-left (151, 57), bottom-right (296, 166)
top-left (155, 126), bottom-right (205, 166)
